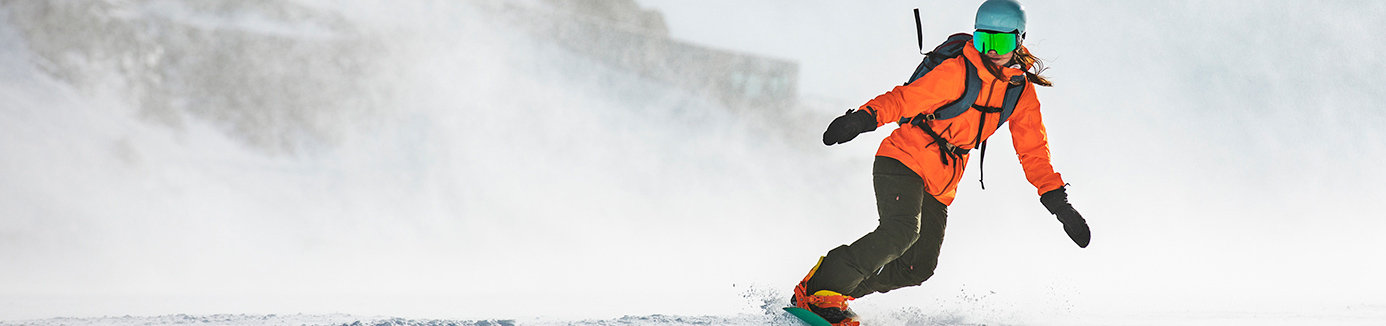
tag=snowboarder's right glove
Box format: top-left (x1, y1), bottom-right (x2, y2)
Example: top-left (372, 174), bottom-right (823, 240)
top-left (822, 108), bottom-right (877, 146)
top-left (1040, 187), bottom-right (1091, 248)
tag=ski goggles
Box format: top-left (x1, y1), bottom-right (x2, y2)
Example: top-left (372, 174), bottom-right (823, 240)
top-left (973, 30), bottom-right (1020, 55)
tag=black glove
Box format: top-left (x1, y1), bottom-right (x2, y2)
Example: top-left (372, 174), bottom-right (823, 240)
top-left (822, 109), bottom-right (877, 146)
top-left (1040, 187), bottom-right (1091, 248)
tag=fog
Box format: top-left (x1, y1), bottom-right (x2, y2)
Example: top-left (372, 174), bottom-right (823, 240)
top-left (2, 0), bottom-right (1384, 325)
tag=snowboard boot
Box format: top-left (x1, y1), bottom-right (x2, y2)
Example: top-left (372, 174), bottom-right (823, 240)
top-left (792, 257), bottom-right (860, 326)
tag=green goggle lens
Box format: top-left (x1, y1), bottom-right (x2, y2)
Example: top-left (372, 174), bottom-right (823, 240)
top-left (973, 30), bottom-right (1019, 55)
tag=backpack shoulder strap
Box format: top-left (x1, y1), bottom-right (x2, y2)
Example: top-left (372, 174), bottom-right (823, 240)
top-left (978, 75), bottom-right (1028, 190)
top-left (898, 55), bottom-right (984, 125)
top-left (996, 75), bottom-right (1026, 128)
top-left (932, 56), bottom-right (983, 121)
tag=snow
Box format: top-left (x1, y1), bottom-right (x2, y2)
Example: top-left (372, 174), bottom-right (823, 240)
top-left (3, 0), bottom-right (1386, 325)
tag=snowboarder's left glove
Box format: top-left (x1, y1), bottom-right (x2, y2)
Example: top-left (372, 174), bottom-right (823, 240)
top-left (822, 108), bottom-right (877, 146)
top-left (1040, 187), bottom-right (1090, 248)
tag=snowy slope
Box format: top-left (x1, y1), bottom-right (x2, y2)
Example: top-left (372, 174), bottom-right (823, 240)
top-left (3, 0), bottom-right (1386, 325)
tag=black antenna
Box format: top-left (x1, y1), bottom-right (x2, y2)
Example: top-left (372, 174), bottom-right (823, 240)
top-left (913, 8), bottom-right (924, 54)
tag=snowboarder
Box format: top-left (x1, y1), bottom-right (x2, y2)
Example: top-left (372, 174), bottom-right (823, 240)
top-left (791, 1), bottom-right (1091, 325)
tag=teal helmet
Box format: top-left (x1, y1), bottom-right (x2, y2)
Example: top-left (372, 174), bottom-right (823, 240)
top-left (975, 0), bottom-right (1026, 34)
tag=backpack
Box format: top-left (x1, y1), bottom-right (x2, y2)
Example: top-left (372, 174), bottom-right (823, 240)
top-left (894, 9), bottom-right (1029, 189)
top-left (899, 33), bottom-right (1025, 130)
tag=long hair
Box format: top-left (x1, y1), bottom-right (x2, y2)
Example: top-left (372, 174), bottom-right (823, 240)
top-left (980, 46), bottom-right (1053, 87)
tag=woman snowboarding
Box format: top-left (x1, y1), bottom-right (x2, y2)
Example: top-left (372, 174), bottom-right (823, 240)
top-left (791, 1), bottom-right (1091, 325)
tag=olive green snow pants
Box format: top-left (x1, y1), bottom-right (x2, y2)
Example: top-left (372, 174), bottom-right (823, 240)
top-left (806, 156), bottom-right (948, 298)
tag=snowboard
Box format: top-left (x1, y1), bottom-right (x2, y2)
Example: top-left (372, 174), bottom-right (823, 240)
top-left (783, 307), bottom-right (835, 326)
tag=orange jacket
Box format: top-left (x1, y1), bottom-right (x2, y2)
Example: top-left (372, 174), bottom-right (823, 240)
top-left (861, 41), bottom-right (1064, 205)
